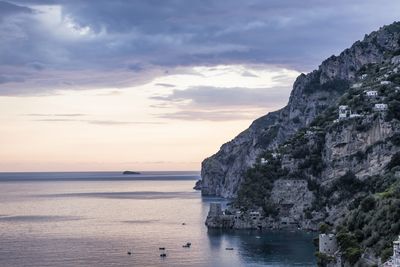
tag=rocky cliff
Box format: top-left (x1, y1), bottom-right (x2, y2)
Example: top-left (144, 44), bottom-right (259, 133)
top-left (202, 22), bottom-right (400, 266)
top-left (201, 22), bottom-right (400, 198)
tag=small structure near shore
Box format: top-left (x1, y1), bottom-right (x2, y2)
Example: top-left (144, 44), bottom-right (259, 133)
top-left (339, 105), bottom-right (350, 120)
top-left (365, 90), bottom-right (378, 97)
top-left (394, 236), bottom-right (400, 266)
top-left (208, 203), bottom-right (223, 217)
top-left (374, 103), bottom-right (388, 111)
top-left (319, 233), bottom-right (338, 256)
top-left (384, 236), bottom-right (400, 266)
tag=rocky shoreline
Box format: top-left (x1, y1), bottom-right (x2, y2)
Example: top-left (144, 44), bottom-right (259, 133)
top-left (205, 203), bottom-right (319, 231)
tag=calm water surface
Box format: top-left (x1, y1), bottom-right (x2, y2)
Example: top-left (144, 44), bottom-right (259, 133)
top-left (0, 172), bottom-right (316, 266)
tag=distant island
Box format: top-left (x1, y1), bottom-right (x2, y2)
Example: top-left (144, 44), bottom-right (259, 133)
top-left (122, 171), bottom-right (141, 175)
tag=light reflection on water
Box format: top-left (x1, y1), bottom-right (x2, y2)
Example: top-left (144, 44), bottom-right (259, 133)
top-left (0, 172), bottom-right (316, 267)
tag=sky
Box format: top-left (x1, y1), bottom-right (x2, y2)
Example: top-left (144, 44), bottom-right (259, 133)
top-left (0, 0), bottom-right (400, 172)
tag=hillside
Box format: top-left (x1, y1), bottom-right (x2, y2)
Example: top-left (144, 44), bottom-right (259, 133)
top-left (201, 22), bottom-right (400, 198)
top-left (201, 22), bottom-right (400, 265)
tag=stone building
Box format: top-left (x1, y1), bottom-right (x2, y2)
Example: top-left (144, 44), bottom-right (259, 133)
top-left (374, 103), bottom-right (388, 111)
top-left (208, 203), bottom-right (223, 217)
top-left (339, 105), bottom-right (350, 119)
top-left (394, 236), bottom-right (400, 266)
top-left (319, 234), bottom-right (338, 256)
top-left (383, 236), bottom-right (400, 267)
top-left (366, 90), bottom-right (378, 97)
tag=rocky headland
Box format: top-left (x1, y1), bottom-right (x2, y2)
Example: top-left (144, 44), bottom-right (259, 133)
top-left (202, 22), bottom-right (400, 266)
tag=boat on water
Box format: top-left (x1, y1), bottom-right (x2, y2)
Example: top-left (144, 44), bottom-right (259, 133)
top-left (183, 242), bottom-right (191, 248)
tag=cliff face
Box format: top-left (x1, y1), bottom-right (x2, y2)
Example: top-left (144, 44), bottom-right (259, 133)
top-left (201, 22), bottom-right (400, 198)
top-left (203, 22), bottom-right (400, 265)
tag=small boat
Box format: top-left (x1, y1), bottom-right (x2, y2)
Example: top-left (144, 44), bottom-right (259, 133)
top-left (127, 251), bottom-right (132, 255)
top-left (182, 242), bottom-right (191, 248)
top-left (159, 247), bottom-right (166, 250)
top-left (182, 222), bottom-right (186, 225)
top-left (160, 253), bottom-right (167, 257)
top-left (225, 247), bottom-right (234, 250)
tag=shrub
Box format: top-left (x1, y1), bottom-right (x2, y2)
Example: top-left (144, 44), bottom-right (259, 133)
top-left (315, 252), bottom-right (335, 267)
top-left (388, 100), bottom-right (400, 120)
top-left (390, 133), bottom-right (400, 146)
top-left (337, 232), bottom-right (362, 264)
top-left (387, 152), bottom-right (400, 170)
top-left (361, 196), bottom-right (376, 212)
top-left (319, 223), bottom-right (330, 234)
top-left (380, 247), bottom-right (393, 262)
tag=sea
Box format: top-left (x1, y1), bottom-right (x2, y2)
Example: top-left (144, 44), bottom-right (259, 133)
top-left (0, 171), bottom-right (316, 267)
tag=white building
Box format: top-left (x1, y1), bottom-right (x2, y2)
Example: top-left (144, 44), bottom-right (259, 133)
top-left (381, 81), bottom-right (391, 85)
top-left (250, 211), bottom-right (261, 220)
top-left (271, 153), bottom-right (280, 159)
top-left (319, 234), bottom-right (338, 256)
top-left (350, 114), bottom-right (362, 118)
top-left (339, 105), bottom-right (350, 119)
top-left (351, 83), bottom-right (362, 89)
top-left (366, 90), bottom-right (378, 97)
top-left (375, 103), bottom-right (388, 111)
top-left (361, 74), bottom-right (368, 80)
top-left (394, 236), bottom-right (400, 266)
top-left (260, 158), bottom-right (269, 165)
top-left (392, 55), bottom-right (400, 65)
top-left (383, 236), bottom-right (400, 267)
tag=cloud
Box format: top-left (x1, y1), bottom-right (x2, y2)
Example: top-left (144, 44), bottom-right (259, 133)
top-left (151, 86), bottom-right (290, 121)
top-left (0, 75), bottom-right (25, 84)
top-left (86, 120), bottom-right (163, 125)
top-left (1, 0), bottom-right (400, 95)
top-left (24, 114), bottom-right (163, 125)
top-left (242, 71), bottom-right (258, 77)
top-left (151, 86), bottom-right (290, 108)
top-left (33, 118), bottom-right (75, 122)
top-left (24, 113), bottom-right (86, 117)
top-left (0, 1), bottom-right (32, 19)
top-left (157, 110), bottom-right (259, 121)
top-left (155, 83), bottom-right (175, 88)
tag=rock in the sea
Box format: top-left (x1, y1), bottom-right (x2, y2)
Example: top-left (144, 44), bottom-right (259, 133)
top-left (122, 171), bottom-right (141, 175)
top-left (193, 179), bottom-right (202, 190)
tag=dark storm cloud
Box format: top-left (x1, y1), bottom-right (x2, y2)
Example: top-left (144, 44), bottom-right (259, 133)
top-left (0, 1), bottom-right (32, 18)
top-left (1, 0), bottom-right (400, 95)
